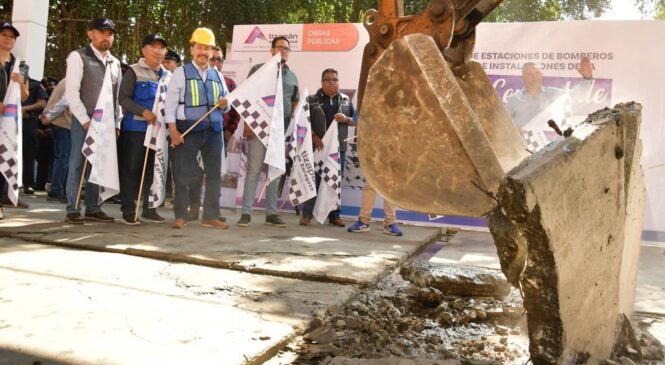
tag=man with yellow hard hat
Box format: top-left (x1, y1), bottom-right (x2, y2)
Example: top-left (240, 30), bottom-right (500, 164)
top-left (165, 27), bottom-right (230, 229)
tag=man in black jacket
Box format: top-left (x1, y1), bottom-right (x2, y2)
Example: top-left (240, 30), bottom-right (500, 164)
top-left (300, 68), bottom-right (355, 227)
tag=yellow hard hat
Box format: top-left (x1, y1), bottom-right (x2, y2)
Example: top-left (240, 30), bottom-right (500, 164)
top-left (190, 27), bottom-right (215, 46)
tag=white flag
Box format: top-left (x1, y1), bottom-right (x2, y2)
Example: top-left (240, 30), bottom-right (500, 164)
top-left (144, 75), bottom-right (170, 208)
top-left (520, 92), bottom-right (570, 152)
top-left (83, 65), bottom-right (120, 202)
top-left (226, 54), bottom-right (281, 146)
top-left (265, 65), bottom-right (285, 183)
top-left (287, 88), bottom-right (317, 206)
top-left (313, 122), bottom-right (341, 224)
top-left (0, 59), bottom-right (23, 206)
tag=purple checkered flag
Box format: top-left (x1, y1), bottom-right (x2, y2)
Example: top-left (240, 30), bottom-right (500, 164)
top-left (83, 65), bottom-right (120, 202)
top-left (227, 54), bottom-right (282, 147)
top-left (144, 75), bottom-right (171, 208)
top-left (287, 89), bottom-right (316, 206)
top-left (0, 60), bottom-right (23, 205)
top-left (343, 140), bottom-right (365, 189)
top-left (313, 122), bottom-right (341, 223)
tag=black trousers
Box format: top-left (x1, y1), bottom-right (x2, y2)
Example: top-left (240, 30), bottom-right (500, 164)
top-left (36, 127), bottom-right (53, 190)
top-left (118, 131), bottom-right (155, 215)
top-left (22, 116), bottom-right (39, 189)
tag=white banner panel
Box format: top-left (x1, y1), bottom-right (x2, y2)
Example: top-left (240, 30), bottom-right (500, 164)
top-left (231, 21), bottom-right (665, 239)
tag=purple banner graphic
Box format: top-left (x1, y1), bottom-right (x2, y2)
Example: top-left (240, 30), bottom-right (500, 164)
top-left (488, 75), bottom-right (613, 117)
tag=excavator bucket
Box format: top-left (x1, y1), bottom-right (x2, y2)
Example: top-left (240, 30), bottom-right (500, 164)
top-left (357, 34), bottom-right (528, 217)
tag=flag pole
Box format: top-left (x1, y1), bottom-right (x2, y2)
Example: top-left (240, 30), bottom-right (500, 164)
top-left (75, 160), bottom-right (88, 211)
top-left (257, 180), bottom-right (268, 203)
top-left (180, 105), bottom-right (219, 138)
top-left (134, 147), bottom-right (151, 222)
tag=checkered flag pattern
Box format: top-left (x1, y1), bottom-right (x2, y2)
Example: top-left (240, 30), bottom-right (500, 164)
top-left (521, 129), bottom-right (548, 152)
top-left (231, 98), bottom-right (270, 145)
top-left (144, 76), bottom-right (171, 209)
top-left (0, 59), bottom-right (23, 205)
top-left (0, 144), bottom-right (19, 192)
top-left (226, 54), bottom-right (282, 148)
top-left (343, 141), bottom-right (365, 189)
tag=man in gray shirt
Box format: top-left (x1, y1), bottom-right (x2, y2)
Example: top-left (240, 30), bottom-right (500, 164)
top-left (506, 57), bottom-right (593, 129)
top-left (237, 36), bottom-right (300, 228)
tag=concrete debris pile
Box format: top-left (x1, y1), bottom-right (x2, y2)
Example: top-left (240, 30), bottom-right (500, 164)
top-left (288, 271), bottom-right (529, 364)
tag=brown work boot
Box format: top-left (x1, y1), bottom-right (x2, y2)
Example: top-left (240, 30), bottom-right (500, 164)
top-left (328, 217), bottom-right (345, 227)
top-left (299, 215), bottom-right (311, 226)
top-left (173, 218), bottom-right (187, 229)
top-left (201, 219), bottom-right (229, 229)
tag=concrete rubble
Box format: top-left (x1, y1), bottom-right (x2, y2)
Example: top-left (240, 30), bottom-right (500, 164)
top-left (488, 103), bottom-right (660, 364)
top-left (284, 271), bottom-right (530, 364)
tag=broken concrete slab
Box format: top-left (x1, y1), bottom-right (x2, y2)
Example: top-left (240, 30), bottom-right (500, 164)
top-left (488, 103), bottom-right (645, 364)
top-left (0, 240), bottom-right (356, 365)
top-left (400, 261), bottom-right (511, 298)
top-left (0, 197), bottom-right (439, 287)
top-left (419, 230), bottom-right (502, 270)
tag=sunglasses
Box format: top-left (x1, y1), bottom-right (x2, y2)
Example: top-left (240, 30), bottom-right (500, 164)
top-left (210, 56), bottom-right (224, 62)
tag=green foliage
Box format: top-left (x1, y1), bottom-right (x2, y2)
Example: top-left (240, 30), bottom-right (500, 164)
top-left (1, 0), bottom-right (655, 79)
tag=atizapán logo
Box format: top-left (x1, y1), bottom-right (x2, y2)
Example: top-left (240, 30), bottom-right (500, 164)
top-left (245, 27), bottom-right (268, 44)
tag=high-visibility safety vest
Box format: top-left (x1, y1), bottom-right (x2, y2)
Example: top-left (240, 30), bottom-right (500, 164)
top-left (182, 62), bottom-right (224, 132)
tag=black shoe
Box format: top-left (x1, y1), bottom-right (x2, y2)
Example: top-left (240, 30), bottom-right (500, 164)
top-left (142, 209), bottom-right (166, 224)
top-left (237, 213), bottom-right (251, 227)
top-left (111, 196), bottom-right (122, 204)
top-left (121, 214), bottom-right (141, 226)
top-left (328, 217), bottom-right (346, 227)
top-left (65, 213), bottom-right (85, 225)
top-left (84, 211), bottom-right (115, 223)
top-left (47, 193), bottom-right (67, 203)
top-left (265, 214), bottom-right (286, 228)
top-left (24, 187), bottom-right (34, 195)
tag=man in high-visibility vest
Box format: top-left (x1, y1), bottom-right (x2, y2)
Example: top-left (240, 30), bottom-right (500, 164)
top-left (164, 27), bottom-right (230, 229)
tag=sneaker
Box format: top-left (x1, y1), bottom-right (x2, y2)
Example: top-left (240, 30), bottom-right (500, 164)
top-left (65, 213), bottom-right (85, 225)
top-left (347, 220), bottom-right (370, 233)
top-left (237, 213), bottom-right (251, 227)
top-left (121, 215), bottom-right (141, 226)
top-left (84, 211), bottom-right (115, 223)
top-left (141, 209), bottom-right (166, 224)
top-left (23, 187), bottom-right (34, 195)
top-left (328, 217), bottom-right (345, 227)
top-left (201, 219), bottom-right (229, 229)
top-left (383, 223), bottom-right (403, 236)
top-left (47, 194), bottom-right (67, 203)
top-left (0, 206), bottom-right (4, 220)
top-left (265, 214), bottom-right (286, 228)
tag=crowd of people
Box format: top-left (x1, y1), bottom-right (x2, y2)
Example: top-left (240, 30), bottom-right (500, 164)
top-left (0, 17), bottom-right (405, 237)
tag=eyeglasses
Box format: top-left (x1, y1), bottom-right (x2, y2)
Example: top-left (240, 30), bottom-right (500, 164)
top-left (274, 45), bottom-right (291, 53)
top-left (322, 78), bottom-right (338, 83)
top-left (210, 56), bottom-right (224, 62)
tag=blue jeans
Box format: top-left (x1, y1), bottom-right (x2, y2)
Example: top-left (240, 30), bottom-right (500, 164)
top-left (241, 136), bottom-right (279, 216)
top-left (172, 128), bottom-right (222, 220)
top-left (66, 118), bottom-right (102, 215)
top-left (50, 125), bottom-right (71, 197)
